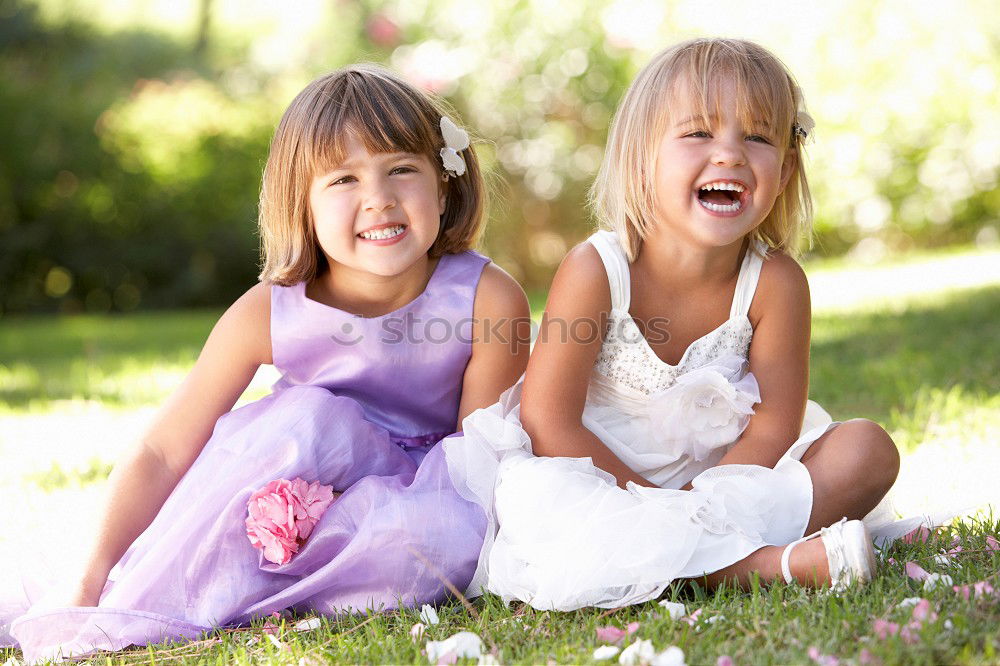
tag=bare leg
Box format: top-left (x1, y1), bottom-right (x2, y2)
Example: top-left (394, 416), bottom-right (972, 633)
top-left (799, 419), bottom-right (900, 534)
top-left (698, 420), bottom-right (897, 591)
top-left (701, 538), bottom-right (831, 589)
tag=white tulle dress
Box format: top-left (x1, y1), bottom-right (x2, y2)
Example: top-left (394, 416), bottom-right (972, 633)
top-left (443, 230), bottom-right (901, 611)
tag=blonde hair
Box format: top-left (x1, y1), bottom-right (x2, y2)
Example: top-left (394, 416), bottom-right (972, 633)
top-left (590, 38), bottom-right (813, 261)
top-left (258, 64), bottom-right (485, 285)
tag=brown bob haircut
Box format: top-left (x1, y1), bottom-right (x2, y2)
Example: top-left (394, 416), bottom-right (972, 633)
top-left (258, 64), bottom-right (484, 286)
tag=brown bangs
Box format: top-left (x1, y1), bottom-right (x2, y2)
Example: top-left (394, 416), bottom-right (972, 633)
top-left (258, 64), bottom-right (486, 287)
top-left (301, 66), bottom-right (442, 178)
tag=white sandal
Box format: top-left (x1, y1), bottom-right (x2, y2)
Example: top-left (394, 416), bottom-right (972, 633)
top-left (780, 517), bottom-right (876, 590)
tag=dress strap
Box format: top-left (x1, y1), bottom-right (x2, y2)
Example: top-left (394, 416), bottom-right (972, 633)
top-left (729, 240), bottom-right (768, 318)
top-left (587, 230), bottom-right (631, 311)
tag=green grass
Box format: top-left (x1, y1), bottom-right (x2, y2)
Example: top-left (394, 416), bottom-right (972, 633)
top-left (3, 519), bottom-right (997, 664)
top-left (1, 251), bottom-right (999, 664)
top-left (0, 309), bottom-right (220, 410)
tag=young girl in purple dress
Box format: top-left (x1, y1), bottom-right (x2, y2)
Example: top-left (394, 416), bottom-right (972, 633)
top-left (3, 64), bottom-right (529, 661)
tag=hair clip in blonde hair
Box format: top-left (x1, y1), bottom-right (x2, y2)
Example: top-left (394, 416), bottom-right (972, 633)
top-left (793, 110), bottom-right (815, 142)
top-left (439, 116), bottom-right (470, 178)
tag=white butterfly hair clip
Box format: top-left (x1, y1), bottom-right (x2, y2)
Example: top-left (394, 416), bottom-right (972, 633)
top-left (439, 116), bottom-right (470, 179)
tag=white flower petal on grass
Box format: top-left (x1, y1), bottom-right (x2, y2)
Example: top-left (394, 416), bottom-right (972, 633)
top-left (293, 617), bottom-right (322, 632)
top-left (706, 615), bottom-right (725, 624)
top-left (420, 604), bottom-right (441, 625)
top-left (426, 631), bottom-right (484, 663)
top-left (898, 597), bottom-right (923, 608)
top-left (651, 646), bottom-right (686, 666)
top-left (923, 573), bottom-right (953, 591)
top-left (619, 639), bottom-right (656, 666)
top-left (410, 622), bottom-right (427, 642)
top-left (657, 601), bottom-right (687, 620)
top-left (933, 553), bottom-right (953, 567)
top-left (594, 645), bottom-right (622, 660)
top-left (478, 654), bottom-right (501, 665)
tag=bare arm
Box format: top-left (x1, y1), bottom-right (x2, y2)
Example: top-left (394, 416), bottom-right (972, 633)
top-left (457, 263), bottom-right (531, 425)
top-left (520, 244), bottom-right (656, 489)
top-left (67, 282), bottom-right (273, 605)
top-left (714, 252), bottom-right (811, 467)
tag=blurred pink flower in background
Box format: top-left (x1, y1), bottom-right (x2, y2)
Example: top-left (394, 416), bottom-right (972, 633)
top-left (366, 13), bottom-right (401, 48)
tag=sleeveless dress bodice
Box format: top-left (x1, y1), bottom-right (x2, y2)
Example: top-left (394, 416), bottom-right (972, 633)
top-left (271, 251), bottom-right (489, 444)
top-left (582, 230), bottom-right (769, 489)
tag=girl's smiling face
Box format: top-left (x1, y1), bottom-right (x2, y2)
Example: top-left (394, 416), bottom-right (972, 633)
top-left (653, 76), bottom-right (796, 250)
top-left (308, 132), bottom-right (445, 277)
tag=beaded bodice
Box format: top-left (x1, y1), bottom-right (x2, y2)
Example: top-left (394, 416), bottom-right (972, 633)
top-left (588, 231), bottom-right (763, 397)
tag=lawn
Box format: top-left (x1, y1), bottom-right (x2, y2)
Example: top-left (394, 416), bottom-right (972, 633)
top-left (1, 247), bottom-right (999, 664)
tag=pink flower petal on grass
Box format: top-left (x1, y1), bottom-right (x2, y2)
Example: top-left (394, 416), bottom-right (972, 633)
top-left (681, 608), bottom-right (703, 626)
top-left (986, 535), bottom-right (1000, 551)
top-left (858, 648), bottom-right (879, 665)
top-left (716, 656), bottom-right (734, 666)
top-left (953, 580), bottom-right (996, 600)
top-left (626, 621), bottom-right (640, 635)
top-left (595, 626), bottom-right (626, 643)
top-left (899, 621), bottom-right (921, 645)
top-left (910, 599), bottom-right (937, 622)
top-left (872, 619), bottom-right (899, 640)
top-left (904, 561), bottom-right (930, 581)
top-left (808, 646), bottom-right (840, 666)
top-left (902, 526), bottom-right (931, 544)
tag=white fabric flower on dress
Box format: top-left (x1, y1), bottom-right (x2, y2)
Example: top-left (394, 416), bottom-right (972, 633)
top-left (439, 116), bottom-right (470, 178)
top-left (646, 355), bottom-right (760, 461)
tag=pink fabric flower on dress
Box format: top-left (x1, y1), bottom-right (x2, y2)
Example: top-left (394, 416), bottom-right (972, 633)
top-left (245, 478), bottom-right (337, 565)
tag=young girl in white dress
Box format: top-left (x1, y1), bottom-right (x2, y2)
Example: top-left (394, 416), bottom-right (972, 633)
top-left (443, 38), bottom-right (902, 611)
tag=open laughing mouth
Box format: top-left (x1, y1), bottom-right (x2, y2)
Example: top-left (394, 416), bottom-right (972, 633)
top-left (696, 180), bottom-right (749, 215)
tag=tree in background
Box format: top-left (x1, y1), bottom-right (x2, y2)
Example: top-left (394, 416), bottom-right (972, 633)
top-left (1, 0), bottom-right (997, 313)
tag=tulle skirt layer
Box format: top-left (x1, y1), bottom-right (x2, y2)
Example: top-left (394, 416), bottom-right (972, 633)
top-left (443, 385), bottom-right (902, 611)
top-left (4, 385), bottom-right (485, 662)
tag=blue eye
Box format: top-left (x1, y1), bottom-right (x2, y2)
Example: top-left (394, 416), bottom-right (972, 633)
top-left (747, 134), bottom-right (772, 144)
top-left (685, 130), bottom-right (710, 138)
top-left (390, 165), bottom-right (417, 175)
top-left (331, 175), bottom-right (355, 185)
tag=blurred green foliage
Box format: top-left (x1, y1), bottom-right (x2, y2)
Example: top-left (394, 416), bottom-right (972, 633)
top-left (1, 0), bottom-right (998, 313)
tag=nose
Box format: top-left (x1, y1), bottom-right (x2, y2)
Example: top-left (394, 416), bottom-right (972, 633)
top-left (363, 178), bottom-right (396, 212)
top-left (711, 136), bottom-right (747, 168)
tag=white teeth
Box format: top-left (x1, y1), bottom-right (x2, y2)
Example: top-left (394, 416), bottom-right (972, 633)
top-left (359, 225), bottom-right (405, 240)
top-left (699, 181), bottom-right (745, 192)
top-left (698, 199), bottom-right (742, 213)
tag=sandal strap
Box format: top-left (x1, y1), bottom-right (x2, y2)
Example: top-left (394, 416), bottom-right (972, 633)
top-left (780, 528), bottom-right (821, 583)
top-left (781, 517), bottom-right (849, 585)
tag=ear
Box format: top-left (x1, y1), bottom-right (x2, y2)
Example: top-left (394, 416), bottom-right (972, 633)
top-left (778, 149), bottom-right (797, 193)
top-left (438, 176), bottom-right (448, 216)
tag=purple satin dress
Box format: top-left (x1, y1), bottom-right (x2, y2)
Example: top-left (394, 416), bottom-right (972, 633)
top-left (4, 251), bottom-right (490, 662)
